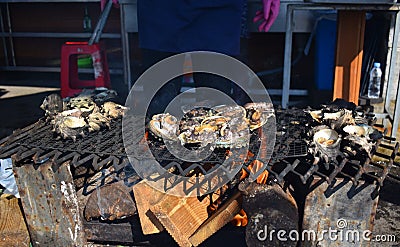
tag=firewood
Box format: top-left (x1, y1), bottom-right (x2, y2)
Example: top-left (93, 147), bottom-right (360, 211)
top-left (0, 196), bottom-right (30, 247)
top-left (132, 180), bottom-right (165, 235)
top-left (84, 180), bottom-right (136, 221)
top-left (149, 181), bottom-right (223, 247)
top-left (189, 191), bottom-right (242, 246)
top-left (241, 182), bottom-right (298, 247)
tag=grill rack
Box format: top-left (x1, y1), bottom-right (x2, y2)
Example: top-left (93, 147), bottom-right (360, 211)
top-left (0, 109), bottom-right (398, 195)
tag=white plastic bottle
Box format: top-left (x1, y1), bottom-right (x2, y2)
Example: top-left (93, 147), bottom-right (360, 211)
top-left (367, 62), bottom-right (382, 99)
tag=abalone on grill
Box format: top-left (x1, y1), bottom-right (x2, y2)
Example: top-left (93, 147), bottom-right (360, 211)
top-left (67, 96), bottom-right (98, 116)
top-left (214, 104), bottom-right (247, 120)
top-left (244, 102), bottom-right (274, 130)
top-left (52, 114), bottom-right (87, 141)
top-left (102, 101), bottom-right (128, 119)
top-left (313, 129), bottom-right (340, 148)
top-left (40, 93), bottom-right (64, 120)
top-left (87, 112), bottom-right (111, 132)
top-left (149, 113), bottom-right (179, 141)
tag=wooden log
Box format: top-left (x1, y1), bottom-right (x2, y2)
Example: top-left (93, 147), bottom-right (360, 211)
top-left (149, 185), bottom-right (222, 247)
top-left (84, 180), bottom-right (136, 221)
top-left (132, 180), bottom-right (165, 235)
top-left (0, 196), bottom-right (30, 247)
top-left (242, 183), bottom-right (298, 247)
top-left (189, 191), bottom-right (242, 247)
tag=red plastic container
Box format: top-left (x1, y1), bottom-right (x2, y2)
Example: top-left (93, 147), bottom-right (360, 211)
top-left (60, 41), bottom-right (110, 98)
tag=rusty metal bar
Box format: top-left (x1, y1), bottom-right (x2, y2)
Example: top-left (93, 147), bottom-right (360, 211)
top-left (13, 161), bottom-right (86, 246)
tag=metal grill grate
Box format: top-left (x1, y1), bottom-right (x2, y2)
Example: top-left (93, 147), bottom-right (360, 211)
top-left (0, 109), bottom-right (398, 194)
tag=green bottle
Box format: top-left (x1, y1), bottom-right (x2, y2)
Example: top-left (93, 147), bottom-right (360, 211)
top-left (83, 6), bottom-right (92, 33)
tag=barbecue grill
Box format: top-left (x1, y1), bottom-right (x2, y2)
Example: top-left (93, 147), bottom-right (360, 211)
top-left (0, 105), bottom-right (399, 246)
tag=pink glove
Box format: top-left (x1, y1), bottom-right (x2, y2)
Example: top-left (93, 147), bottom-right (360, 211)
top-left (101, 0), bottom-right (119, 10)
top-left (253, 0), bottom-right (280, 32)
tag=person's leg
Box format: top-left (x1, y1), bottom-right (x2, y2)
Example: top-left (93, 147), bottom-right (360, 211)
top-left (140, 49), bottom-right (182, 116)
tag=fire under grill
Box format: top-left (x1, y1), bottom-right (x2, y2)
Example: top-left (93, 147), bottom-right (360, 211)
top-left (0, 107), bottom-right (399, 191)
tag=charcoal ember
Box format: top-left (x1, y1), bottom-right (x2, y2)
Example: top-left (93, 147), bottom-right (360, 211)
top-left (242, 182), bottom-right (298, 247)
top-left (84, 181), bottom-right (136, 221)
top-left (323, 98), bottom-right (357, 111)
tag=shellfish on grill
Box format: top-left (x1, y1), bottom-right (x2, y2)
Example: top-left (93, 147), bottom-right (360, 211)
top-left (102, 101), bottom-right (128, 119)
top-left (52, 114), bottom-right (87, 141)
top-left (244, 102), bottom-right (274, 130)
top-left (149, 113), bottom-right (179, 141)
top-left (87, 112), bottom-right (111, 132)
top-left (313, 129), bottom-right (340, 147)
top-left (214, 104), bottom-right (247, 120)
top-left (182, 107), bottom-right (215, 121)
top-left (40, 93), bottom-right (65, 120)
top-left (67, 96), bottom-right (98, 116)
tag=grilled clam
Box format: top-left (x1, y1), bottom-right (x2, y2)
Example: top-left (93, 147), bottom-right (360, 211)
top-left (67, 96), bottom-right (98, 116)
top-left (102, 101), bottom-right (128, 119)
top-left (87, 112), bottom-right (111, 132)
top-left (149, 113), bottom-right (179, 141)
top-left (214, 104), bottom-right (247, 120)
top-left (178, 124), bottom-right (218, 147)
top-left (183, 107), bottom-right (215, 121)
top-left (244, 102), bottom-right (274, 130)
top-left (52, 114), bottom-right (87, 141)
top-left (40, 93), bottom-right (64, 120)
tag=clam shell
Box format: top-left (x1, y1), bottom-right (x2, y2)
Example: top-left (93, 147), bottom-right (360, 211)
top-left (343, 125), bottom-right (369, 137)
top-left (313, 129), bottom-right (340, 147)
top-left (63, 116), bottom-right (87, 128)
top-left (149, 113), bottom-right (179, 141)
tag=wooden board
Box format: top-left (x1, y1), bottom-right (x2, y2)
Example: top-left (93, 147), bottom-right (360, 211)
top-left (189, 192), bottom-right (242, 247)
top-left (150, 193), bottom-right (214, 247)
top-left (132, 180), bottom-right (165, 235)
top-left (148, 182), bottom-right (223, 247)
top-left (333, 10), bottom-right (366, 105)
top-left (0, 196), bottom-right (30, 247)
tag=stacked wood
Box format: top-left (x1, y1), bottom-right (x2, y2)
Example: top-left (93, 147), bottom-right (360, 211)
top-left (84, 180), bottom-right (136, 221)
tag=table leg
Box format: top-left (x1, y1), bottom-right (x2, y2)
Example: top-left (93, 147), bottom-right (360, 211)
top-left (282, 5), bottom-right (294, 109)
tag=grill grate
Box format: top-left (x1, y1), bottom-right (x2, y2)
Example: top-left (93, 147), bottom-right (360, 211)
top-left (0, 108), bottom-right (398, 195)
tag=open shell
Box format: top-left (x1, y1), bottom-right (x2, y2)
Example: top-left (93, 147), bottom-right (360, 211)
top-left (244, 102), bottom-right (274, 130)
top-left (149, 113), bottom-right (179, 141)
top-left (313, 129), bottom-right (340, 148)
top-left (102, 101), bottom-right (128, 119)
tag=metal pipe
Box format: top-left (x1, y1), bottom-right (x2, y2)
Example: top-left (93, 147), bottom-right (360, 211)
top-left (0, 4), bottom-right (9, 66)
top-left (385, 10), bottom-right (400, 118)
top-left (120, 3), bottom-right (132, 89)
top-left (282, 4), bottom-right (294, 108)
top-left (0, 32), bottom-right (120, 38)
top-left (88, 0), bottom-right (112, 45)
top-left (5, 3), bottom-right (16, 66)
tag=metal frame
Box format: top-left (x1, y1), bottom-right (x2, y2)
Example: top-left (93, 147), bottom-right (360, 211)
top-left (0, 1), bottom-right (122, 74)
top-left (283, 3), bottom-right (400, 138)
top-left (119, 0), bottom-right (138, 88)
top-left (386, 9), bottom-right (400, 137)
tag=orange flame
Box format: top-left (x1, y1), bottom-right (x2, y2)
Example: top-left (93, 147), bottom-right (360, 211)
top-left (231, 209), bottom-right (248, 227)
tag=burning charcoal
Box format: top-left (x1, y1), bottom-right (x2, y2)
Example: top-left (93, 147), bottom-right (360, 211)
top-left (84, 181), bottom-right (136, 221)
top-left (323, 98), bottom-right (357, 111)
